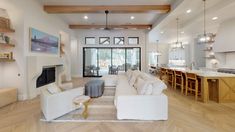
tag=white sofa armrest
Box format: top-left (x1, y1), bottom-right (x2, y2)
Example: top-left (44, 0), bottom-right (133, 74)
top-left (116, 94), bottom-right (168, 120)
top-left (41, 87), bottom-right (84, 121)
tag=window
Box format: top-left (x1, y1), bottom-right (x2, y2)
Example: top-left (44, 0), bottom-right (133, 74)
top-left (85, 37), bottom-right (96, 45)
top-left (128, 37), bottom-right (139, 45)
top-left (114, 37), bottom-right (124, 45)
top-left (99, 37), bottom-right (110, 45)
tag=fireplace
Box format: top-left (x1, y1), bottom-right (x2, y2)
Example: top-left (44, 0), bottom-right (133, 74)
top-left (36, 67), bottom-right (56, 88)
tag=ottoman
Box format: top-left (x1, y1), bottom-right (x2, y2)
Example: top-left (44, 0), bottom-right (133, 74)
top-left (85, 80), bottom-right (104, 98)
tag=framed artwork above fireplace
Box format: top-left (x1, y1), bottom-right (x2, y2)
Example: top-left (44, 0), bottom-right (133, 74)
top-left (30, 28), bottom-right (59, 54)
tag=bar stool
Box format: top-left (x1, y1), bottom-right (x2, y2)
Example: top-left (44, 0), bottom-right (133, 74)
top-left (167, 69), bottom-right (174, 88)
top-left (174, 70), bottom-right (184, 94)
top-left (185, 72), bottom-right (200, 101)
top-left (160, 67), bottom-right (167, 80)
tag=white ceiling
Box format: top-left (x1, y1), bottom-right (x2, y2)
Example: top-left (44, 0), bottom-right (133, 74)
top-left (149, 0), bottom-right (235, 43)
top-left (41, 0), bottom-right (175, 25)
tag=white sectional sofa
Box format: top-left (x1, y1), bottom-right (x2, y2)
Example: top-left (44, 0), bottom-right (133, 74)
top-left (103, 70), bottom-right (168, 120)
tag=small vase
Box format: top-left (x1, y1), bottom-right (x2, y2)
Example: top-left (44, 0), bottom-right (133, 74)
top-left (4, 36), bottom-right (10, 43)
top-left (0, 8), bottom-right (9, 18)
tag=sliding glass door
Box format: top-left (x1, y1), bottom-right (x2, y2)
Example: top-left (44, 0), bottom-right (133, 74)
top-left (84, 48), bottom-right (99, 76)
top-left (126, 48), bottom-right (140, 70)
top-left (83, 47), bottom-right (141, 77)
top-left (112, 49), bottom-right (125, 72)
top-left (98, 49), bottom-right (111, 76)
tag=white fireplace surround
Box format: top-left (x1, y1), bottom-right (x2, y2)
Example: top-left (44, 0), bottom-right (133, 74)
top-left (26, 56), bottom-right (65, 99)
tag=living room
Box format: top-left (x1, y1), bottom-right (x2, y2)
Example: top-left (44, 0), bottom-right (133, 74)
top-left (1, 0), bottom-right (235, 131)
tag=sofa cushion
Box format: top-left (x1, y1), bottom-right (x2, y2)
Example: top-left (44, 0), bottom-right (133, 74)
top-left (135, 78), bottom-right (153, 95)
top-left (129, 70), bottom-right (142, 86)
top-left (151, 79), bottom-right (167, 95)
top-left (139, 73), bottom-right (167, 95)
top-left (126, 69), bottom-right (133, 81)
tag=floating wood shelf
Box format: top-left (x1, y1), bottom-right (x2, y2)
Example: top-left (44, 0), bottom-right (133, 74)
top-left (0, 58), bottom-right (15, 62)
top-left (0, 43), bottom-right (15, 47)
top-left (0, 28), bottom-right (15, 33)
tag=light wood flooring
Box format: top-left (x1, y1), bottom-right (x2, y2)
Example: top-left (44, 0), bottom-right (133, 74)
top-left (1, 77), bottom-right (235, 132)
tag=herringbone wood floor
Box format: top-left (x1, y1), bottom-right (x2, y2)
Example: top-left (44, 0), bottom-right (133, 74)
top-left (1, 78), bottom-right (235, 132)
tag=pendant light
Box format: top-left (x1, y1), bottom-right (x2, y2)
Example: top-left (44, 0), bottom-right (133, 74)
top-left (156, 40), bottom-right (162, 56)
top-left (198, 0), bottom-right (215, 44)
top-left (172, 18), bottom-right (184, 50)
top-left (104, 10), bottom-right (110, 30)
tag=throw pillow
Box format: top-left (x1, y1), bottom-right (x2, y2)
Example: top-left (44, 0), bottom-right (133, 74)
top-left (136, 78), bottom-right (153, 95)
top-left (129, 71), bottom-right (141, 86)
top-left (126, 69), bottom-right (133, 81)
top-left (151, 79), bottom-right (167, 95)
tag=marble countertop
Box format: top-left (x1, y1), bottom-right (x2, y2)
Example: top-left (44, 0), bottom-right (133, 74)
top-left (165, 67), bottom-right (235, 77)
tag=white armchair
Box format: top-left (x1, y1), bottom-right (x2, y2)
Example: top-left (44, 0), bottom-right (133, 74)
top-left (40, 84), bottom-right (84, 121)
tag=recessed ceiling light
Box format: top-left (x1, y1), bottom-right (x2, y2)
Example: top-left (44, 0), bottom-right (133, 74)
top-left (212, 17), bottom-right (218, 20)
top-left (84, 15), bottom-right (88, 20)
top-left (186, 9), bottom-right (191, 13)
top-left (160, 31), bottom-right (164, 34)
top-left (181, 31), bottom-right (185, 34)
top-left (130, 16), bottom-right (135, 20)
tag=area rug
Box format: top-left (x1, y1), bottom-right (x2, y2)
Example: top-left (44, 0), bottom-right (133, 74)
top-left (41, 87), bottom-right (153, 122)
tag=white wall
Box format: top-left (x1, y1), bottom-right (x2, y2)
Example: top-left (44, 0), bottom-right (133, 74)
top-left (71, 29), bottom-right (147, 77)
top-left (0, 64), bottom-right (3, 88)
top-left (0, 0), bottom-right (74, 100)
top-left (213, 18), bottom-right (235, 69)
top-left (214, 18), bottom-right (235, 53)
top-left (146, 42), bottom-right (169, 67)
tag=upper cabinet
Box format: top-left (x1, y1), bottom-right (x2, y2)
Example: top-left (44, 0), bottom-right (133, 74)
top-left (213, 18), bottom-right (235, 53)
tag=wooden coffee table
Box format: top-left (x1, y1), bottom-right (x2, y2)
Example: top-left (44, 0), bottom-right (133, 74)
top-left (73, 95), bottom-right (90, 119)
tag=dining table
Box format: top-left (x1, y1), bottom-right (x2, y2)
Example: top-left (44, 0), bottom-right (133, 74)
top-left (164, 67), bottom-right (235, 103)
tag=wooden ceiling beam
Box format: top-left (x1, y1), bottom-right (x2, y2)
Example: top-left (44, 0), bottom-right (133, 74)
top-left (44, 5), bottom-right (170, 13)
top-left (69, 24), bottom-right (152, 30)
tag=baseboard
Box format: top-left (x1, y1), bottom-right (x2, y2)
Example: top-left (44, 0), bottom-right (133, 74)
top-left (18, 94), bottom-right (28, 101)
top-left (72, 75), bottom-right (82, 78)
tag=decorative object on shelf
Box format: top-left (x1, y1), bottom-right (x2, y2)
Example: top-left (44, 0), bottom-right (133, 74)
top-left (4, 35), bottom-right (10, 43)
top-left (0, 8), bottom-right (11, 29)
top-left (30, 28), bottom-right (59, 54)
top-left (0, 33), bottom-right (5, 43)
top-left (197, 0), bottom-right (216, 44)
top-left (171, 18), bottom-right (184, 50)
top-left (0, 52), bottom-right (13, 59)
